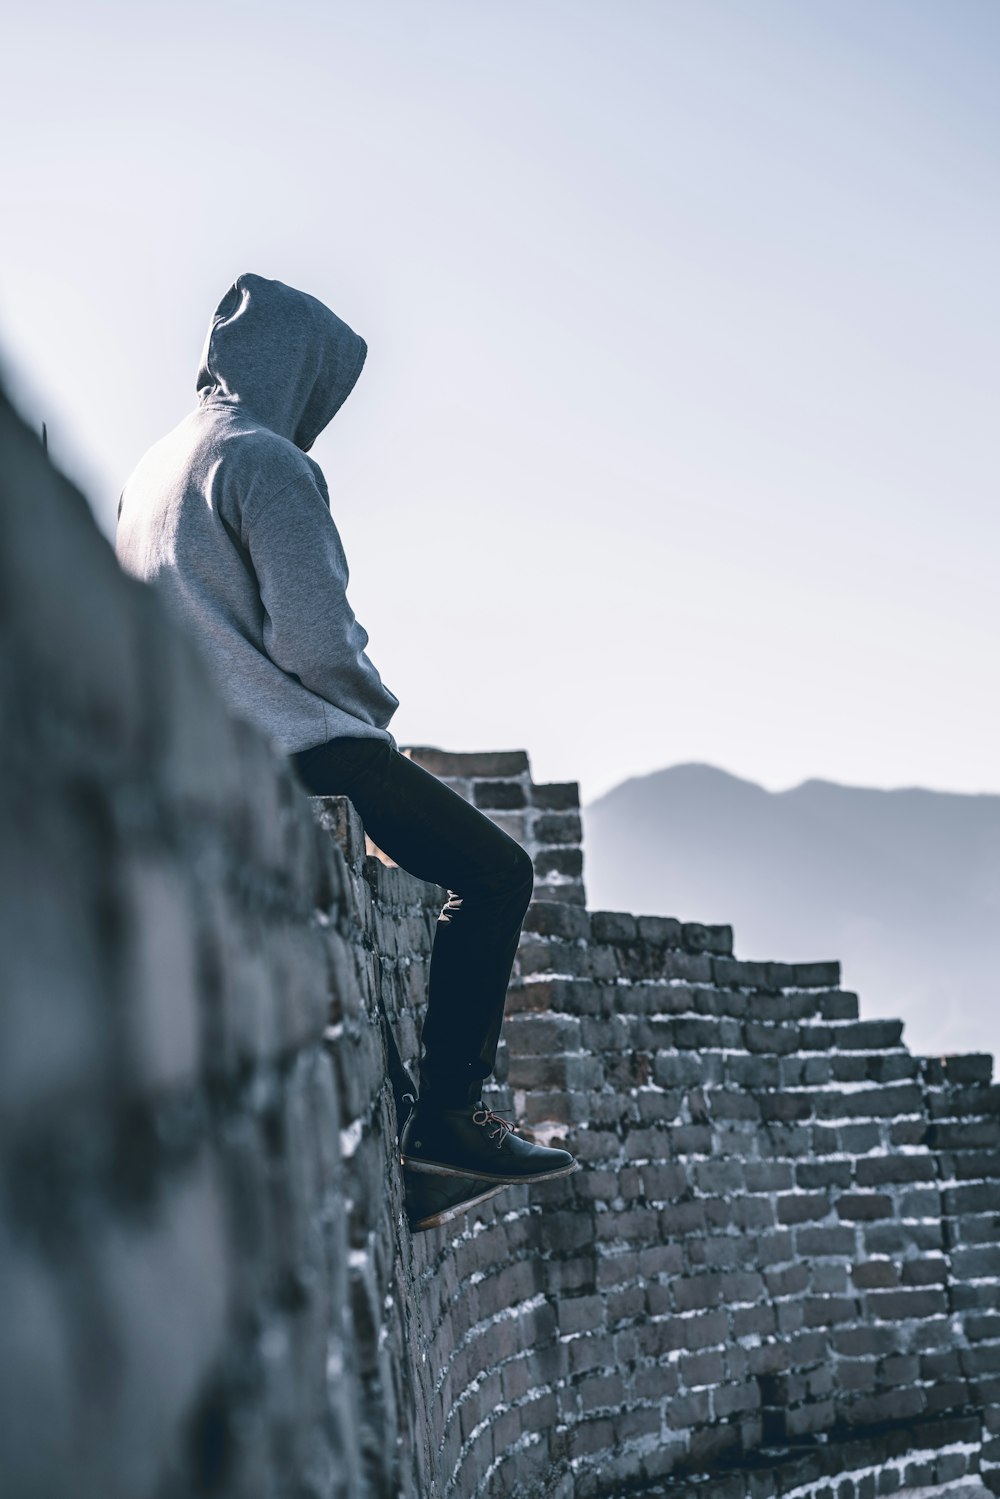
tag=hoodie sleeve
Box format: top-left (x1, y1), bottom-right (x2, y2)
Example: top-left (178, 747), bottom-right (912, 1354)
top-left (245, 476), bottom-right (400, 733)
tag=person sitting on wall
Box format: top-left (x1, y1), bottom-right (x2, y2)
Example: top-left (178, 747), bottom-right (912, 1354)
top-left (115, 272), bottom-right (577, 1221)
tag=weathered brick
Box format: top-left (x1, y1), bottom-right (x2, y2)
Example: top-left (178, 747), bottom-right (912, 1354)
top-left (793, 961), bottom-right (842, 988)
top-left (835, 1192), bottom-right (895, 1221)
top-left (533, 811), bottom-right (583, 845)
top-left (744, 1021), bottom-right (802, 1055)
top-left (531, 782), bottom-right (580, 810)
top-left (866, 1288), bottom-right (950, 1320)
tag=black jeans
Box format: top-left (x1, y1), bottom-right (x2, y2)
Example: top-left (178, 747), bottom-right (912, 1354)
top-left (291, 736), bottom-right (534, 1109)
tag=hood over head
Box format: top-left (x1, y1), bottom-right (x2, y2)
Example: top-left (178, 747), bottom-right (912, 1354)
top-left (196, 273), bottom-right (367, 450)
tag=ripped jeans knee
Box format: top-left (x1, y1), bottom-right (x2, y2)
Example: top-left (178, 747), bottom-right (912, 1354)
top-left (436, 847), bottom-right (533, 926)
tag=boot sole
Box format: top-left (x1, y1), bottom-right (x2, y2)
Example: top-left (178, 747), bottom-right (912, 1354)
top-left (408, 1183), bottom-right (511, 1232)
top-left (400, 1155), bottom-right (579, 1185)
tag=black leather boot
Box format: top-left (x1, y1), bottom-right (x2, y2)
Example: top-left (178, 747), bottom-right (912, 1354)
top-left (404, 1172), bottom-right (510, 1232)
top-left (399, 1099), bottom-right (578, 1184)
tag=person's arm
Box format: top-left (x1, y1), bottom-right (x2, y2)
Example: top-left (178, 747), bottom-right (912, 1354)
top-left (245, 476), bottom-right (399, 731)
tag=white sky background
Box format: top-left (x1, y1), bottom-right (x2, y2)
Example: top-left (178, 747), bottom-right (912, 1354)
top-left (1, 0), bottom-right (997, 805)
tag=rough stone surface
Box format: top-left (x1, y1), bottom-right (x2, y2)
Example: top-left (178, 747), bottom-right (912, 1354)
top-left (2, 383), bottom-right (999, 1498)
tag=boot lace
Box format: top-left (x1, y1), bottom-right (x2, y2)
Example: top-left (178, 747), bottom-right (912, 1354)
top-left (471, 1105), bottom-right (516, 1148)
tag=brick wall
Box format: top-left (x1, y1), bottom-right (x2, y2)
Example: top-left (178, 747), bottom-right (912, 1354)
top-left (1, 381), bottom-right (997, 1499)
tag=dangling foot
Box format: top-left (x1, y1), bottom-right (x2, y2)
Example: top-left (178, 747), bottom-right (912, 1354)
top-left (400, 1099), bottom-right (578, 1184)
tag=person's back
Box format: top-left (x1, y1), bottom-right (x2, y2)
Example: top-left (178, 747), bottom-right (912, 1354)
top-left (116, 272), bottom-right (400, 755)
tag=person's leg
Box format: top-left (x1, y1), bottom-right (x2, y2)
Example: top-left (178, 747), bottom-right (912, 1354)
top-left (293, 736), bottom-right (533, 1107)
top-left (293, 736), bottom-right (577, 1185)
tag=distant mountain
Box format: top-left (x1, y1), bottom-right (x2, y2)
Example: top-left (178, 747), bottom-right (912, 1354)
top-left (582, 763), bottom-right (1000, 1067)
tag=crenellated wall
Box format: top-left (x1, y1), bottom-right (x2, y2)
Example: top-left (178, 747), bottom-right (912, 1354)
top-left (1, 381), bottom-right (998, 1499)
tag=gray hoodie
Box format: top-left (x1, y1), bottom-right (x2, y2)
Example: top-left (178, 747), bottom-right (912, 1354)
top-left (116, 272), bottom-right (400, 755)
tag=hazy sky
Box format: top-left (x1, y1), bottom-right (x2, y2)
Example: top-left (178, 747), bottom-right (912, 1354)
top-left (2, 0), bottom-right (997, 805)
